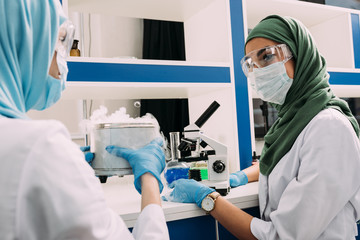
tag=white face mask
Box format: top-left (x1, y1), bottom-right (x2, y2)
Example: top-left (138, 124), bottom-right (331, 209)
top-left (248, 62), bottom-right (293, 105)
top-left (55, 20), bottom-right (74, 89)
top-left (55, 46), bottom-right (68, 89)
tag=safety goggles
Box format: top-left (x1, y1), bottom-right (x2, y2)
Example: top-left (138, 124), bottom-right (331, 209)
top-left (241, 44), bottom-right (293, 77)
top-left (55, 20), bottom-right (75, 57)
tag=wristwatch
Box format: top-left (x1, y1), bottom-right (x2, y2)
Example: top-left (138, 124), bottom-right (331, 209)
top-left (201, 191), bottom-right (220, 213)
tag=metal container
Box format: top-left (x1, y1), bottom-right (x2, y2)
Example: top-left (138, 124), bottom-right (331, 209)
top-left (91, 122), bottom-right (158, 177)
top-left (169, 132), bottom-right (181, 161)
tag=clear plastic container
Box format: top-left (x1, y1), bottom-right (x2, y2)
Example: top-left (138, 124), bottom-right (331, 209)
top-left (164, 160), bottom-right (189, 185)
top-left (91, 122), bottom-right (159, 177)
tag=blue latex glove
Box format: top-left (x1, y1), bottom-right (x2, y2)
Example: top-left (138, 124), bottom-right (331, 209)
top-left (229, 170), bottom-right (248, 188)
top-left (80, 146), bottom-right (95, 165)
top-left (106, 138), bottom-right (165, 194)
top-left (162, 179), bottom-right (215, 208)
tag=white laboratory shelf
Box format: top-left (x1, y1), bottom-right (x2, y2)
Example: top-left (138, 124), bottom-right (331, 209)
top-left (327, 68), bottom-right (360, 97)
top-left (327, 67), bottom-right (360, 73)
top-left (244, 0), bottom-right (360, 69)
top-left (331, 85), bottom-right (360, 98)
top-left (64, 0), bottom-right (231, 62)
top-left (63, 82), bottom-right (233, 100)
top-left (245, 0), bottom-right (356, 29)
top-left (67, 56), bottom-right (230, 67)
top-left (101, 176), bottom-right (259, 228)
top-left (63, 57), bottom-right (233, 100)
top-left (67, 0), bottom-right (217, 22)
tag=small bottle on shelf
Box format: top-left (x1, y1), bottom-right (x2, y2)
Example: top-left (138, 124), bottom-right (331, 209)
top-left (70, 39), bottom-right (80, 57)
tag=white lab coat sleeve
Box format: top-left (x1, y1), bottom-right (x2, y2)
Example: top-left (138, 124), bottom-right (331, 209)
top-left (132, 204), bottom-right (169, 240)
top-left (16, 121), bottom-right (165, 239)
top-left (250, 110), bottom-right (360, 240)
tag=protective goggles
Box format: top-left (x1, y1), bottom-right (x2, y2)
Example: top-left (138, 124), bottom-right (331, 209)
top-left (241, 44), bottom-right (293, 77)
top-left (56, 20), bottom-right (75, 56)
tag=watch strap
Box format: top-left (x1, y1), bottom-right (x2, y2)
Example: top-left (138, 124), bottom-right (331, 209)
top-left (202, 191), bottom-right (220, 213)
top-left (208, 191), bottom-right (220, 201)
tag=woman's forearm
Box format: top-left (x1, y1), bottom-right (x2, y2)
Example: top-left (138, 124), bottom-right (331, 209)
top-left (140, 172), bottom-right (161, 210)
top-left (210, 196), bottom-right (257, 240)
top-left (243, 162), bottom-right (260, 183)
top-left (209, 164), bottom-right (259, 239)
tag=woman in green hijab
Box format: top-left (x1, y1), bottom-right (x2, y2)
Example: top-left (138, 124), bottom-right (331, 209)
top-left (163, 15), bottom-right (360, 239)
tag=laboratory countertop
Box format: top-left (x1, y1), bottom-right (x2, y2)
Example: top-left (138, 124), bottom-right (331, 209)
top-left (101, 176), bottom-right (259, 228)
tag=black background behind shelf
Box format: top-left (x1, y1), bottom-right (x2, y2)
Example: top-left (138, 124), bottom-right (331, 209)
top-left (301, 0), bottom-right (325, 4)
top-left (142, 19), bottom-right (186, 61)
top-left (140, 99), bottom-right (189, 141)
top-left (254, 98), bottom-right (360, 139)
top-left (141, 19), bottom-right (189, 142)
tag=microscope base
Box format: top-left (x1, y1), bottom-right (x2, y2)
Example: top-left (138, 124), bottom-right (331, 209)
top-left (215, 187), bottom-right (230, 196)
top-left (202, 180), bottom-right (230, 196)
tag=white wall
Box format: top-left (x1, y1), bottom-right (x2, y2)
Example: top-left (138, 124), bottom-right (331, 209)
top-left (184, 0), bottom-right (230, 62)
top-left (69, 12), bottom-right (143, 59)
top-left (28, 99), bottom-right (141, 146)
top-left (188, 88), bottom-right (240, 173)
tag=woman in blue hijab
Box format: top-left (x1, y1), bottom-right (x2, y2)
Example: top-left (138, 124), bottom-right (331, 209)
top-left (0, 0), bottom-right (67, 117)
top-left (0, 1), bottom-right (169, 239)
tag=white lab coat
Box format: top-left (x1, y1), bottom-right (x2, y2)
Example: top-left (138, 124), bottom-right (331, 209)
top-left (0, 117), bottom-right (169, 240)
top-left (251, 108), bottom-right (360, 239)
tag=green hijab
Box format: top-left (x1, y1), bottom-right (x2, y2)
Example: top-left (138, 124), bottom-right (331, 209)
top-left (246, 15), bottom-right (359, 176)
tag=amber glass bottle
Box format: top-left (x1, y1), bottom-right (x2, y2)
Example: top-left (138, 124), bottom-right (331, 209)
top-left (70, 39), bottom-right (80, 57)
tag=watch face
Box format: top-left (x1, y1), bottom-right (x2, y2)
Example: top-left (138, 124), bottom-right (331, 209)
top-left (202, 197), bottom-right (214, 212)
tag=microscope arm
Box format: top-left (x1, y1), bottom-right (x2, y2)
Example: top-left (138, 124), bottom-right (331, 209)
top-left (199, 133), bottom-right (227, 156)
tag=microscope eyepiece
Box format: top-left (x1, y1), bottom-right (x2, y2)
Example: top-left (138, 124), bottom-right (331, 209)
top-left (194, 101), bottom-right (220, 128)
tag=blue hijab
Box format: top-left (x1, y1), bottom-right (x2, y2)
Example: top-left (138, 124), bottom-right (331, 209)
top-left (0, 0), bottom-right (66, 119)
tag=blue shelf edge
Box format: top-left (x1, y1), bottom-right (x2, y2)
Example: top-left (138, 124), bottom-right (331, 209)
top-left (351, 13), bottom-right (360, 69)
top-left (329, 71), bottom-right (360, 85)
top-left (67, 62), bottom-right (231, 83)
